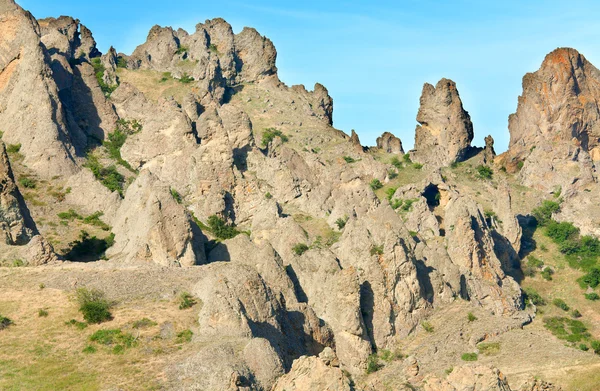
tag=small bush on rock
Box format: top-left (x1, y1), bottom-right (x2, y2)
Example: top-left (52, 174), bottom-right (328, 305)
top-left (461, 353), bottom-right (478, 361)
top-left (292, 243), bottom-right (309, 256)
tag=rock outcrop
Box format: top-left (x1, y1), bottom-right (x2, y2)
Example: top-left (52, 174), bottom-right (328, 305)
top-left (376, 131), bottom-right (404, 154)
top-left (424, 366), bottom-right (512, 391)
top-left (272, 355), bottom-right (353, 391)
top-left (411, 78), bottom-right (474, 167)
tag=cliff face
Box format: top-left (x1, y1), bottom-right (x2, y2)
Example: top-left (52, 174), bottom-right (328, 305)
top-left (0, 1), bottom-right (588, 390)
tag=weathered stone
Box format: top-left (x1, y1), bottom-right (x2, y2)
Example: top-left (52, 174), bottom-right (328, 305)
top-left (377, 131), bottom-right (404, 154)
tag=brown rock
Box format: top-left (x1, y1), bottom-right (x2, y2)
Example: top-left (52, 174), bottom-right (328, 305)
top-left (377, 131), bottom-right (405, 154)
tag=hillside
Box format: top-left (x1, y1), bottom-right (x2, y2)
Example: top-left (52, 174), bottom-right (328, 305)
top-left (1, 1), bottom-right (600, 390)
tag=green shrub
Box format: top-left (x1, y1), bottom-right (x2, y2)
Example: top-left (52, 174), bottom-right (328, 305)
top-left (0, 314), bottom-right (13, 330)
top-left (132, 318), bottom-right (157, 329)
top-left (585, 293), bottom-right (600, 301)
top-left (89, 329), bottom-right (136, 353)
top-left (170, 188), bottom-right (183, 204)
top-left (370, 245), bottom-right (384, 256)
top-left (369, 178), bottom-right (383, 191)
top-left (591, 340), bottom-right (600, 354)
top-left (38, 309), bottom-right (49, 317)
top-left (461, 353), bottom-right (478, 361)
top-left (528, 256), bottom-right (544, 269)
top-left (532, 200), bottom-right (561, 226)
top-left (390, 156), bottom-right (403, 169)
top-left (517, 161), bottom-right (524, 170)
top-left (176, 329), bottom-right (193, 344)
top-left (553, 298), bottom-right (570, 311)
top-left (11, 259), bottom-right (24, 267)
top-left (523, 287), bottom-right (546, 306)
top-left (467, 312), bottom-right (477, 322)
top-left (385, 187), bottom-right (398, 201)
top-left (178, 292), bottom-right (196, 310)
top-left (579, 268), bottom-right (600, 289)
top-left (421, 321), bottom-right (434, 333)
top-left (82, 211), bottom-right (110, 231)
top-left (541, 267), bottom-right (554, 281)
top-left (91, 58), bottom-right (117, 96)
top-left (365, 354), bottom-right (381, 374)
top-left (116, 57), bottom-right (127, 68)
top-left (401, 199), bottom-right (416, 212)
top-left (265, 192), bottom-right (272, 199)
top-left (6, 143), bottom-right (21, 153)
top-left (18, 177), bottom-right (36, 189)
top-left (335, 216), bottom-right (348, 230)
top-left (387, 169), bottom-right (398, 179)
top-left (82, 345), bottom-right (97, 354)
top-left (208, 44), bottom-right (218, 53)
top-left (476, 165), bottom-right (493, 180)
top-left (58, 209), bottom-right (82, 221)
top-left (343, 156), bottom-right (356, 163)
top-left (207, 215), bottom-right (240, 240)
top-left (76, 287), bottom-right (112, 324)
top-left (580, 343), bottom-right (589, 351)
top-left (544, 317), bottom-right (590, 342)
top-left (546, 221), bottom-right (579, 244)
top-left (179, 73), bottom-right (194, 84)
top-left (292, 243), bottom-right (309, 256)
top-left (412, 163), bottom-right (423, 170)
top-left (261, 128), bottom-right (288, 147)
top-left (571, 309), bottom-right (582, 318)
top-left (402, 154), bottom-right (412, 164)
top-left (85, 154), bottom-right (124, 196)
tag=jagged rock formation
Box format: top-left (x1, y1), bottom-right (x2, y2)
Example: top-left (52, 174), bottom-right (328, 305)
top-left (484, 135), bottom-right (496, 163)
top-left (411, 79), bottom-right (474, 167)
top-left (377, 131), bottom-right (404, 154)
top-left (0, 2), bottom-right (584, 390)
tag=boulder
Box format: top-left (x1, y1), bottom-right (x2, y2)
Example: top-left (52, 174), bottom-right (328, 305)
top-left (377, 131), bottom-right (404, 154)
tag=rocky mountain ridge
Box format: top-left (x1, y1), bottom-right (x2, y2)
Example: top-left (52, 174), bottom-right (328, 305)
top-left (0, 0), bottom-right (599, 389)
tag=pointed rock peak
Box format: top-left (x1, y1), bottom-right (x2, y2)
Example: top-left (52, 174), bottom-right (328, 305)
top-left (411, 78), bottom-right (473, 167)
top-left (484, 135), bottom-right (495, 163)
top-left (349, 130), bottom-right (364, 152)
top-left (541, 47), bottom-right (585, 69)
top-left (376, 132), bottom-right (404, 155)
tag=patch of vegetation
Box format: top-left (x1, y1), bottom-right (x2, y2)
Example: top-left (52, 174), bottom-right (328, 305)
top-left (528, 255), bottom-right (545, 269)
top-left (578, 268), bottom-right (600, 289)
top-left (6, 143), bottom-right (21, 153)
top-left (89, 329), bottom-right (137, 353)
top-left (132, 318), bottom-right (157, 329)
top-left (477, 342), bottom-right (500, 356)
top-left (18, 177), bottom-right (36, 189)
top-left (176, 329), bottom-right (193, 344)
top-left (370, 245), bottom-right (384, 256)
top-left (85, 154), bottom-right (124, 196)
top-left (82, 345), bottom-right (97, 354)
top-left (585, 293), bottom-right (600, 301)
top-left (390, 156), bottom-right (403, 169)
top-left (412, 163), bottom-right (423, 170)
top-left (543, 317), bottom-right (590, 343)
top-left (387, 169), bottom-right (398, 179)
top-left (159, 72), bottom-right (172, 82)
top-left (65, 319), bottom-right (88, 330)
top-left (523, 287), bottom-right (546, 307)
top-left (365, 354), bottom-right (382, 374)
top-left (335, 216), bottom-right (348, 230)
top-left (57, 210), bottom-right (110, 231)
top-left (403, 154), bottom-right (412, 164)
top-left (572, 309), bottom-right (582, 318)
top-left (208, 44), bottom-right (219, 54)
top-left (116, 57), bottom-right (127, 68)
top-left (532, 200), bottom-right (561, 226)
top-left (178, 292), bottom-right (196, 310)
top-left (292, 243), bottom-right (309, 256)
top-left (385, 187), bottom-right (398, 201)
top-left (553, 298), bottom-right (570, 312)
top-left (0, 314), bottom-right (13, 330)
top-left (378, 348), bottom-right (403, 362)
top-left (540, 267), bottom-right (554, 281)
top-left (517, 161), bottom-right (524, 170)
top-left (369, 178), bottom-right (383, 191)
top-left (390, 199), bottom-right (403, 210)
top-left (421, 321), bottom-right (434, 333)
top-left (461, 352), bottom-right (478, 361)
top-left (179, 73), bottom-right (194, 84)
top-left (476, 165), bottom-right (493, 180)
top-left (11, 259), bottom-right (24, 267)
top-left (170, 188), bottom-right (183, 204)
top-left (38, 309), bottom-right (48, 318)
top-left (467, 312), bottom-right (477, 322)
top-left (91, 58), bottom-right (117, 97)
top-left (206, 215), bottom-right (240, 240)
top-left (265, 192), bottom-right (272, 199)
top-left (401, 199), bottom-right (417, 212)
top-left (176, 45), bottom-right (189, 55)
top-left (261, 128), bottom-right (288, 147)
top-left (76, 287), bottom-right (113, 324)
top-left (63, 230), bottom-right (115, 262)
top-left (343, 156), bottom-right (357, 163)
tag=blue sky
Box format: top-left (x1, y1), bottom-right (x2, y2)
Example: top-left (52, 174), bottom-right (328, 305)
top-left (18, 0), bottom-right (600, 152)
